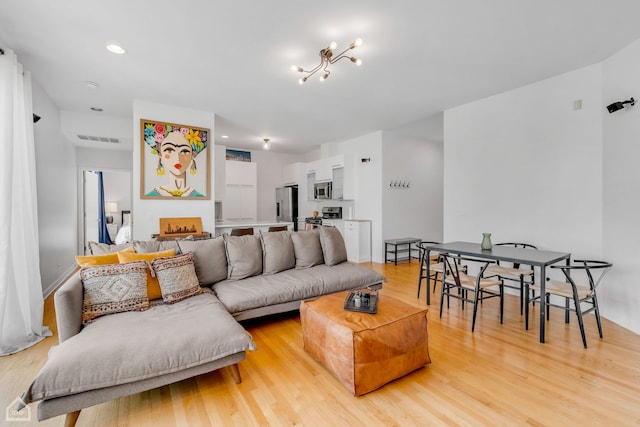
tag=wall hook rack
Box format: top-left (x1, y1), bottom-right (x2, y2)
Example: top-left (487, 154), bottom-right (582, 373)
top-left (389, 180), bottom-right (410, 189)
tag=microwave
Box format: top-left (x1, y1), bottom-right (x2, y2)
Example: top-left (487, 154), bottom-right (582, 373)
top-left (314, 181), bottom-right (332, 199)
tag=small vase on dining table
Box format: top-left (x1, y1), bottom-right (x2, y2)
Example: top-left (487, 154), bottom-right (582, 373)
top-left (481, 233), bottom-right (493, 250)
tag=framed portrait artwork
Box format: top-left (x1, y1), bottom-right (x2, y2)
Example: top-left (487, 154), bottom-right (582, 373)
top-left (140, 119), bottom-right (211, 200)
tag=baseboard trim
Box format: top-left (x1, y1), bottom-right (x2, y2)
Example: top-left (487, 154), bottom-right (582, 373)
top-left (44, 264), bottom-right (78, 298)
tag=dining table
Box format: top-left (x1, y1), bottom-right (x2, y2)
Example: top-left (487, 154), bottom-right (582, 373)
top-left (421, 241), bottom-right (571, 343)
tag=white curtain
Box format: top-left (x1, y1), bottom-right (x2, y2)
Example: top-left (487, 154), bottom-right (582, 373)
top-left (0, 49), bottom-right (51, 356)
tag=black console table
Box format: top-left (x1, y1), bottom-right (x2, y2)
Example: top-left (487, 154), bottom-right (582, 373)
top-left (384, 238), bottom-right (421, 265)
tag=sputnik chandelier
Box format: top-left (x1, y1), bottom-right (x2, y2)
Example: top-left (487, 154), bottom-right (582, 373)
top-left (291, 38), bottom-right (363, 84)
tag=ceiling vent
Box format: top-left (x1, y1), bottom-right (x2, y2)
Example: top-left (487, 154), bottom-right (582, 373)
top-left (77, 134), bottom-right (120, 143)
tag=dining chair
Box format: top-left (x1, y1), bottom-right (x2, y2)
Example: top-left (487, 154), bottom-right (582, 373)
top-left (267, 225), bottom-right (288, 232)
top-left (484, 242), bottom-right (537, 315)
top-left (230, 227), bottom-right (254, 236)
top-left (416, 241), bottom-right (467, 299)
top-left (525, 260), bottom-right (612, 348)
top-left (439, 253), bottom-right (504, 332)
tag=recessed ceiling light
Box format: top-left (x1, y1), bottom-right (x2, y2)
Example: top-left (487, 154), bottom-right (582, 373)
top-left (106, 43), bottom-right (126, 55)
top-left (221, 135), bottom-right (229, 139)
top-left (84, 81), bottom-right (99, 89)
top-left (90, 107), bottom-right (103, 112)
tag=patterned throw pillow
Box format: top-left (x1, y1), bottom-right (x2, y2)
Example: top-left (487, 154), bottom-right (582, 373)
top-left (151, 253), bottom-right (202, 304)
top-left (117, 248), bottom-right (176, 300)
top-left (80, 261), bottom-right (149, 325)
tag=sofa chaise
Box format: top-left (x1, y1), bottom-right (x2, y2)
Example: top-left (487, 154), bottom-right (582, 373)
top-left (19, 227), bottom-right (385, 426)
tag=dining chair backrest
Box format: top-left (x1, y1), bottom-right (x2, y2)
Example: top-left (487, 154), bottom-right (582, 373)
top-left (494, 242), bottom-right (537, 269)
top-left (550, 260), bottom-right (613, 292)
top-left (230, 227), bottom-right (254, 236)
top-left (441, 253), bottom-right (493, 287)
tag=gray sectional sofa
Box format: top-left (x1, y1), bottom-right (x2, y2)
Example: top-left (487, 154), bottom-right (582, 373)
top-left (19, 227), bottom-right (385, 426)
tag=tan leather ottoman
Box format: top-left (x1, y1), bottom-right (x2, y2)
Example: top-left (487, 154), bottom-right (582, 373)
top-left (300, 291), bottom-right (430, 396)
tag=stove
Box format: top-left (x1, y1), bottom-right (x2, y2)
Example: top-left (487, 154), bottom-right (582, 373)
top-left (321, 206), bottom-right (342, 219)
top-left (304, 207), bottom-right (342, 228)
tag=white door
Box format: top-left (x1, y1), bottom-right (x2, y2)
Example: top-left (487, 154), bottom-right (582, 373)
top-left (84, 170), bottom-right (99, 253)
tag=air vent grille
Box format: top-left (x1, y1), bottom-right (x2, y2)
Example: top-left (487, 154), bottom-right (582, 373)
top-left (77, 135), bottom-right (119, 143)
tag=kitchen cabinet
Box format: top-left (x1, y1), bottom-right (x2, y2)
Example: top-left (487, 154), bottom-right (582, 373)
top-left (322, 219), bottom-right (344, 237)
top-left (224, 186), bottom-right (257, 221)
top-left (226, 160), bottom-right (257, 186)
top-left (313, 161), bottom-right (332, 182)
top-left (224, 160), bottom-right (257, 221)
top-left (344, 220), bottom-right (371, 263)
top-left (283, 162), bottom-right (304, 186)
top-left (331, 154), bottom-right (354, 200)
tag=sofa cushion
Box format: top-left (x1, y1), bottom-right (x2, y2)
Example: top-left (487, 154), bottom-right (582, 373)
top-left (88, 241), bottom-right (133, 255)
top-left (213, 263), bottom-right (386, 315)
top-left (177, 237), bottom-right (227, 285)
top-left (224, 234), bottom-right (263, 280)
top-left (318, 226), bottom-right (348, 266)
top-left (22, 291), bottom-right (255, 402)
top-left (80, 261), bottom-right (149, 324)
top-left (117, 249), bottom-right (176, 300)
top-left (75, 247), bottom-right (135, 267)
top-left (152, 253), bottom-right (203, 303)
top-left (260, 231), bottom-right (295, 275)
top-left (133, 240), bottom-right (180, 254)
top-left (290, 230), bottom-right (325, 268)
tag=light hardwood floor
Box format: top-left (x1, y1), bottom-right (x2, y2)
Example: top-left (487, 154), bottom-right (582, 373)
top-left (2, 260), bottom-right (640, 426)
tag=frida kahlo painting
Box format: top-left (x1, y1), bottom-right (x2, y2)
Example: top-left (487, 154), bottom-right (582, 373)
top-left (140, 119), bottom-right (210, 200)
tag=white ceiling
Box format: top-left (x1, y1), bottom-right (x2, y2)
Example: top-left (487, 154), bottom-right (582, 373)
top-left (2, 0), bottom-right (640, 153)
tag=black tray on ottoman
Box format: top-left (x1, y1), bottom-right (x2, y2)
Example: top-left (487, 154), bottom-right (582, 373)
top-left (344, 289), bottom-right (378, 314)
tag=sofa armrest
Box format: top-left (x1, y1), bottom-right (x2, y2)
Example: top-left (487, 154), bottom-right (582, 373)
top-left (54, 271), bottom-right (83, 343)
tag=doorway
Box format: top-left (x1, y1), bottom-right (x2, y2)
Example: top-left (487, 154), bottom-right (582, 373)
top-left (80, 169), bottom-right (132, 254)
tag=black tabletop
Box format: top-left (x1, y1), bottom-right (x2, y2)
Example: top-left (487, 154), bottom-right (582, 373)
top-left (422, 241), bottom-right (570, 266)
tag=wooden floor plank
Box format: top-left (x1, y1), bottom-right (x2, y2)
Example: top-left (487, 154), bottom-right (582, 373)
top-left (2, 260), bottom-right (640, 426)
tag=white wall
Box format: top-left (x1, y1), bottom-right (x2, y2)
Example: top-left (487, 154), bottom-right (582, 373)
top-left (382, 115), bottom-right (443, 243)
top-left (444, 64), bottom-right (603, 257)
top-left (602, 38), bottom-right (640, 333)
top-left (238, 148), bottom-right (303, 220)
top-left (31, 80), bottom-right (78, 294)
top-left (132, 100), bottom-right (215, 240)
top-left (336, 132), bottom-right (384, 262)
top-left (444, 58), bottom-right (640, 335)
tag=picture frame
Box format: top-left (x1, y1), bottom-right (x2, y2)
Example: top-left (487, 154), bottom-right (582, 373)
top-left (140, 119), bottom-right (211, 199)
top-left (226, 149), bottom-right (251, 162)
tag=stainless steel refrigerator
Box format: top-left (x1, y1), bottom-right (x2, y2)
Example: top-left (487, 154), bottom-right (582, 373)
top-left (276, 186), bottom-right (298, 231)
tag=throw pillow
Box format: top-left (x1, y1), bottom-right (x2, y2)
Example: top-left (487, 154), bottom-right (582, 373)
top-left (151, 253), bottom-right (202, 303)
top-left (177, 236), bottom-right (227, 285)
top-left (260, 231), bottom-right (295, 275)
top-left (133, 240), bottom-right (180, 254)
top-left (75, 247), bottom-right (135, 267)
top-left (117, 248), bottom-right (176, 300)
top-left (80, 260), bottom-right (149, 324)
top-left (88, 241), bottom-right (134, 255)
top-left (318, 226), bottom-right (348, 266)
top-left (223, 234), bottom-right (263, 280)
top-left (290, 230), bottom-right (325, 269)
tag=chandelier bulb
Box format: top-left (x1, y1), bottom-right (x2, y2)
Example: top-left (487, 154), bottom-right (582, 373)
top-left (263, 138), bottom-right (270, 150)
top-left (329, 41), bottom-right (337, 50)
top-left (320, 73), bottom-right (329, 81)
top-left (351, 57), bottom-right (363, 66)
top-left (351, 38), bottom-right (363, 49)
top-left (298, 77), bottom-right (307, 85)
top-left (291, 65), bottom-right (303, 72)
